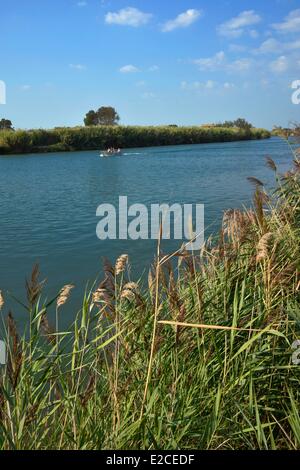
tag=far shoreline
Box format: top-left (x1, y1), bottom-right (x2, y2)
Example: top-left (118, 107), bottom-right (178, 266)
top-left (0, 125), bottom-right (271, 156)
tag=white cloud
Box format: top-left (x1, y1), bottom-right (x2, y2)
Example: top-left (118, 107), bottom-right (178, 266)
top-left (272, 9), bottom-right (300, 33)
top-left (253, 38), bottom-right (300, 54)
top-left (253, 38), bottom-right (281, 54)
top-left (181, 80), bottom-right (235, 92)
top-left (193, 51), bottom-right (253, 73)
top-left (249, 29), bottom-right (259, 38)
top-left (20, 85), bottom-right (31, 91)
top-left (223, 82), bottom-right (235, 89)
top-left (105, 7), bottom-right (152, 27)
top-left (193, 51), bottom-right (226, 71)
top-left (142, 92), bottom-right (156, 99)
top-left (119, 64), bottom-right (139, 73)
top-left (162, 9), bottom-right (202, 32)
top-left (286, 39), bottom-right (300, 50)
top-left (205, 80), bottom-right (215, 89)
top-left (229, 58), bottom-right (252, 72)
top-left (69, 63), bottom-right (86, 70)
top-left (181, 80), bottom-right (216, 90)
top-left (261, 79), bottom-right (269, 88)
top-left (229, 44), bottom-right (247, 53)
top-left (218, 10), bottom-right (261, 38)
top-left (120, 65), bottom-right (159, 74)
top-left (270, 55), bottom-right (289, 73)
top-left (77, 1), bottom-right (87, 6)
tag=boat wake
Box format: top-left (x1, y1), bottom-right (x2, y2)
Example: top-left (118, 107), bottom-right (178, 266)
top-left (99, 152), bottom-right (142, 157)
top-left (122, 152), bottom-right (142, 156)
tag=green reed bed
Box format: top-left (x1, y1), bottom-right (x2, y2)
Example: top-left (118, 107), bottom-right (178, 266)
top-left (0, 125), bottom-right (270, 155)
top-left (0, 146), bottom-right (299, 450)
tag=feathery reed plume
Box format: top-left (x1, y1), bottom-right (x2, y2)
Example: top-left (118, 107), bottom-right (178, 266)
top-left (115, 254), bottom-right (128, 275)
top-left (57, 284), bottom-right (74, 308)
top-left (92, 278), bottom-right (115, 317)
top-left (148, 269), bottom-right (154, 290)
top-left (121, 282), bottom-right (139, 302)
top-left (271, 262), bottom-right (297, 289)
top-left (123, 282), bottom-right (139, 293)
top-left (103, 258), bottom-right (115, 277)
top-left (223, 209), bottom-right (251, 247)
top-left (92, 287), bottom-right (108, 304)
top-left (40, 313), bottom-right (55, 343)
top-left (7, 311), bottom-right (19, 352)
top-left (176, 304), bottom-right (186, 345)
top-left (247, 176), bottom-right (264, 188)
top-left (0, 290), bottom-right (4, 310)
top-left (7, 312), bottom-right (23, 390)
top-left (121, 289), bottom-right (135, 302)
top-left (26, 264), bottom-right (46, 306)
top-left (253, 188), bottom-right (269, 231)
top-left (256, 232), bottom-right (273, 263)
top-left (122, 282), bottom-right (140, 303)
top-left (293, 159), bottom-right (300, 172)
top-left (148, 268), bottom-right (155, 301)
top-left (40, 311), bottom-right (55, 343)
top-left (266, 156), bottom-right (277, 172)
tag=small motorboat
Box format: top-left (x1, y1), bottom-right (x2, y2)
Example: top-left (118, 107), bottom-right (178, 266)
top-left (100, 148), bottom-right (122, 157)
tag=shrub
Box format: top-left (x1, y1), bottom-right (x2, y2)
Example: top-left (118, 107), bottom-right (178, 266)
top-left (0, 125), bottom-right (271, 155)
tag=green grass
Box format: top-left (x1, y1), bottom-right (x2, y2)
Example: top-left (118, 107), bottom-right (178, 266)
top-left (0, 142), bottom-right (299, 450)
top-left (0, 125), bottom-right (271, 155)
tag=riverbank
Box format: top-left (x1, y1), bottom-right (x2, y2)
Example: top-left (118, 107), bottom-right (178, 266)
top-left (0, 144), bottom-right (299, 449)
top-left (0, 125), bottom-right (271, 155)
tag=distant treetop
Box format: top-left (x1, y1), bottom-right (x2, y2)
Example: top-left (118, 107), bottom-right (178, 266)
top-left (84, 107), bottom-right (120, 126)
top-left (218, 118), bottom-right (253, 130)
top-left (201, 119), bottom-right (253, 130)
top-left (0, 118), bottom-right (13, 131)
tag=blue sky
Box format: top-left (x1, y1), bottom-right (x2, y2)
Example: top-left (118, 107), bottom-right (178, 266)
top-left (1, 0), bottom-right (300, 129)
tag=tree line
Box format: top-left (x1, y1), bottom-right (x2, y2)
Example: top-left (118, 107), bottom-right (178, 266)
top-left (0, 125), bottom-right (270, 155)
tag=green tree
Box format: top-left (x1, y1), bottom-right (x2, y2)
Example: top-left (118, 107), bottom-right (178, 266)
top-left (0, 118), bottom-right (13, 130)
top-left (218, 119), bottom-right (252, 130)
top-left (97, 107), bottom-right (120, 126)
top-left (233, 118), bottom-right (252, 130)
top-left (84, 110), bottom-right (98, 126)
top-left (84, 107), bottom-right (120, 126)
top-left (222, 120), bottom-right (234, 128)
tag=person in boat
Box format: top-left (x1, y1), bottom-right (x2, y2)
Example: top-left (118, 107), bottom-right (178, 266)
top-left (105, 147), bottom-right (121, 154)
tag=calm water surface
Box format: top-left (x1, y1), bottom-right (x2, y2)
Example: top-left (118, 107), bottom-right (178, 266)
top-left (0, 137), bottom-right (294, 326)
